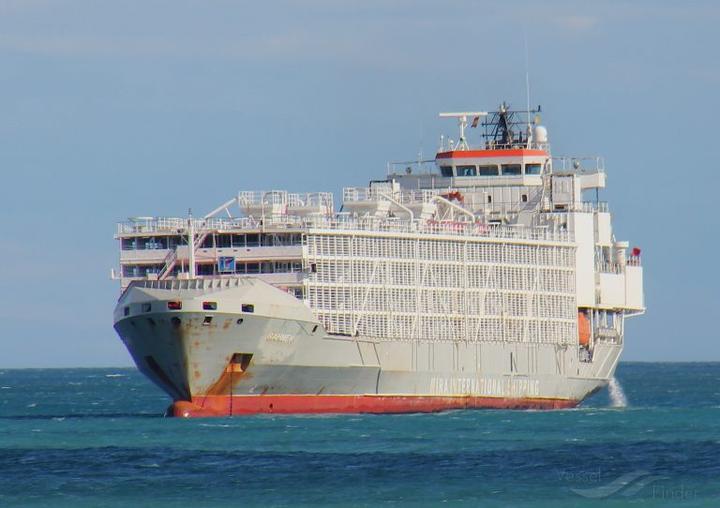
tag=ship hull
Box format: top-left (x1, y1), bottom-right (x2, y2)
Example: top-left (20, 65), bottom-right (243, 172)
top-left (114, 278), bottom-right (620, 417)
top-left (172, 394), bottom-right (578, 417)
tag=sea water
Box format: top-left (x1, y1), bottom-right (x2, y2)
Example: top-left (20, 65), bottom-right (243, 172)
top-left (0, 363), bottom-right (718, 507)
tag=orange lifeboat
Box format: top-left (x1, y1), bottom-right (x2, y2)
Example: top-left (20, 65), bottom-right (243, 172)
top-left (578, 310), bottom-right (591, 346)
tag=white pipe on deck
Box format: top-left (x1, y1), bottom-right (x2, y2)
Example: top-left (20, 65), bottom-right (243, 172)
top-left (204, 197), bottom-right (237, 219)
top-left (431, 195), bottom-right (476, 221)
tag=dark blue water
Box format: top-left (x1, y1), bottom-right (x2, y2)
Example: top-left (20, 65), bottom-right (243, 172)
top-left (0, 363), bottom-right (718, 507)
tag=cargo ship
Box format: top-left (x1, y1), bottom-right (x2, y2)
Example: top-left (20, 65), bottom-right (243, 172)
top-left (112, 104), bottom-right (645, 417)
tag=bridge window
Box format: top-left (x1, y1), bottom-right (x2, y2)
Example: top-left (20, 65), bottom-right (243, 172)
top-left (525, 163), bottom-right (542, 175)
top-left (235, 261), bottom-right (288, 274)
top-left (200, 235), bottom-right (214, 248)
top-left (168, 236), bottom-right (183, 249)
top-left (216, 234), bottom-right (231, 248)
top-left (439, 166), bottom-right (453, 177)
top-left (129, 237), bottom-right (168, 250)
top-left (478, 165), bottom-right (499, 176)
top-left (121, 264), bottom-right (164, 277)
top-left (121, 237), bottom-right (175, 250)
top-left (231, 234), bottom-right (245, 247)
top-left (197, 263), bottom-right (215, 276)
top-left (276, 234), bottom-right (302, 246)
top-left (122, 265), bottom-right (138, 277)
top-left (457, 165), bottom-right (477, 177)
top-left (501, 164), bottom-right (522, 175)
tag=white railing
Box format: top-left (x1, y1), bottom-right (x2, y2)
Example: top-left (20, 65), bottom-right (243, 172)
top-left (343, 187), bottom-right (443, 205)
top-left (287, 192), bottom-right (334, 209)
top-left (552, 156), bottom-right (605, 174)
top-left (581, 201), bottom-right (609, 213)
top-left (118, 217), bottom-right (263, 235)
top-left (343, 187), bottom-right (391, 202)
top-left (399, 188), bottom-right (442, 204)
top-left (387, 159), bottom-right (437, 175)
top-left (627, 255), bottom-right (642, 267)
top-left (596, 261), bottom-right (624, 274)
top-left (238, 190), bottom-right (288, 206)
top-left (310, 217), bottom-right (572, 242)
top-left (119, 215), bottom-right (572, 243)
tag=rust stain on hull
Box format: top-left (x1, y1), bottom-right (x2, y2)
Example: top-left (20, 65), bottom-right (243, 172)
top-left (205, 370), bottom-right (235, 395)
top-left (204, 360), bottom-right (253, 396)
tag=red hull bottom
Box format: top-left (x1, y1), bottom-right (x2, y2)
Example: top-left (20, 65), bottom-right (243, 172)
top-left (171, 394), bottom-right (578, 417)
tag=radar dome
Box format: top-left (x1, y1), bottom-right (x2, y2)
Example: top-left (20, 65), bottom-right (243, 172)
top-left (533, 125), bottom-right (548, 144)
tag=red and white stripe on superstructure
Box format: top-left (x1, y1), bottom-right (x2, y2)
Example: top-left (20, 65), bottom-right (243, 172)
top-left (435, 148), bottom-right (548, 163)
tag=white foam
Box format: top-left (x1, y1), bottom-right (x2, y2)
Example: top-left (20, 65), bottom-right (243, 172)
top-left (609, 377), bottom-right (628, 408)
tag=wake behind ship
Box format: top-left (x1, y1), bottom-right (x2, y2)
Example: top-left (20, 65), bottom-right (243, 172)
top-left (112, 104), bottom-right (645, 417)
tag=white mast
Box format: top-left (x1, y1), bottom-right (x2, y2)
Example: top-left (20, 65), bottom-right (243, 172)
top-left (438, 112), bottom-right (487, 150)
top-left (524, 33), bottom-right (532, 147)
top-left (188, 209), bottom-right (196, 278)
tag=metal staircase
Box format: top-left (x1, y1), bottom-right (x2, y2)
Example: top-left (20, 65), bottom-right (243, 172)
top-left (158, 228), bottom-right (211, 280)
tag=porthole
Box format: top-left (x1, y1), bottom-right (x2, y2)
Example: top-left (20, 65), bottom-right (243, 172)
top-left (236, 318), bottom-right (244, 325)
top-left (203, 316), bottom-right (213, 326)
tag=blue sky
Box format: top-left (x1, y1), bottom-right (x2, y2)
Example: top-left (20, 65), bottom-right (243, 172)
top-left (0, 1), bottom-right (718, 366)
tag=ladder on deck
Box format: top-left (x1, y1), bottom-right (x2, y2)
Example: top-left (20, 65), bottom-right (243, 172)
top-left (158, 229), bottom-right (211, 280)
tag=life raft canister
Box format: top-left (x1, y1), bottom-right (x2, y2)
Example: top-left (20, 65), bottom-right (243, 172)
top-left (440, 190), bottom-right (464, 203)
